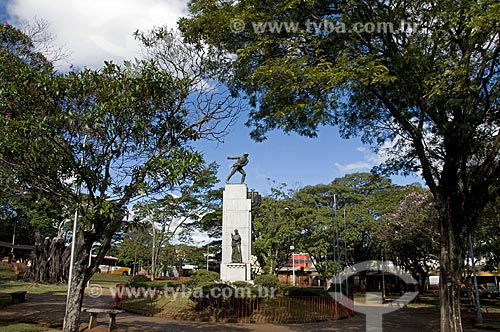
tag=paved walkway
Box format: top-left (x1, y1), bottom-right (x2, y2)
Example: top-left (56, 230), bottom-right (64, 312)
top-left (0, 292), bottom-right (492, 332)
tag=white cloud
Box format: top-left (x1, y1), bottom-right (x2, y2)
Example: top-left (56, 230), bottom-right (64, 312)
top-left (6, 0), bottom-right (187, 69)
top-left (334, 161), bottom-right (371, 174)
top-left (334, 142), bottom-right (393, 175)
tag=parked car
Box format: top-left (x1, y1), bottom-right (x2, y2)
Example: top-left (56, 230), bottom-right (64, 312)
top-left (461, 285), bottom-right (499, 299)
top-left (478, 285), bottom-right (499, 299)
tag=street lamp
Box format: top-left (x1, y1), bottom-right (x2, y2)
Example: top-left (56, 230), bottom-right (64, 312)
top-left (64, 135), bottom-right (86, 331)
top-left (290, 245), bottom-right (295, 286)
top-left (206, 244), bottom-right (210, 270)
top-left (10, 218), bottom-right (17, 255)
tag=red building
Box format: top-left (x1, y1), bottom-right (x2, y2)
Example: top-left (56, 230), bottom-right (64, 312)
top-left (278, 253), bottom-right (319, 286)
top-left (284, 253), bottom-right (314, 268)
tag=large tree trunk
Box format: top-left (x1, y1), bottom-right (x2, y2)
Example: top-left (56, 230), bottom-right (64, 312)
top-left (63, 261), bottom-right (87, 332)
top-left (31, 232), bottom-right (70, 283)
top-left (439, 194), bottom-right (466, 332)
top-left (62, 210), bottom-right (125, 332)
top-left (415, 265), bottom-right (428, 295)
top-left (63, 230), bottom-right (92, 332)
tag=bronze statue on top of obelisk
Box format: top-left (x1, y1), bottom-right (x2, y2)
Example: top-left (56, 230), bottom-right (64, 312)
top-left (226, 153), bottom-right (249, 184)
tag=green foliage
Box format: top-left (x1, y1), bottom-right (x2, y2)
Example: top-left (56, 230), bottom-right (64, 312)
top-left (1, 22), bottom-right (239, 331)
top-left (473, 198), bottom-right (500, 271)
top-left (286, 286), bottom-right (330, 297)
top-left (157, 279), bottom-right (188, 289)
top-left (253, 274), bottom-right (279, 289)
top-left (128, 275), bottom-right (151, 287)
top-left (252, 173), bottom-right (421, 284)
top-left (122, 169), bottom-right (218, 278)
top-left (115, 226), bottom-right (151, 271)
top-left (181, 0), bottom-right (500, 220)
top-left (0, 322), bottom-right (52, 332)
top-left (231, 281), bottom-right (252, 288)
top-left (251, 182), bottom-right (296, 274)
top-left (189, 282), bottom-right (263, 321)
top-left (0, 296), bottom-right (11, 308)
top-left (196, 188), bottom-right (223, 238)
top-left (182, 2), bottom-right (500, 328)
top-left (127, 274), bottom-right (188, 289)
top-left (187, 269), bottom-right (220, 288)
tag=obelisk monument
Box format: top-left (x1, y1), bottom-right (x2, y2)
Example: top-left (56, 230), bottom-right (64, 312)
top-left (220, 153), bottom-right (252, 282)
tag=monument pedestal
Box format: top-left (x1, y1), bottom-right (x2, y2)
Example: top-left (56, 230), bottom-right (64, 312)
top-left (220, 263), bottom-right (247, 282)
top-left (220, 184), bottom-right (252, 282)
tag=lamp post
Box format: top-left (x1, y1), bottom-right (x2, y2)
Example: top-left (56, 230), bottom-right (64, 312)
top-left (10, 218), bottom-right (17, 255)
top-left (206, 244), bottom-right (210, 270)
top-left (290, 245), bottom-right (295, 286)
top-left (64, 135), bottom-right (86, 331)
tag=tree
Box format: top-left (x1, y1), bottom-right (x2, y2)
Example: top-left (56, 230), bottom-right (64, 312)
top-left (0, 192), bottom-right (64, 260)
top-left (252, 183), bottom-right (295, 275)
top-left (328, 173), bottom-right (414, 264)
top-left (20, 17), bottom-right (69, 65)
top-left (181, 1), bottom-right (500, 330)
top-left (132, 169), bottom-right (218, 280)
top-left (0, 22), bottom-right (67, 266)
top-left (195, 187), bottom-right (224, 266)
top-left (378, 190), bottom-right (440, 292)
top-left (289, 173), bottom-right (416, 284)
top-left (471, 198), bottom-right (500, 272)
top-left (0, 25), bottom-right (239, 332)
top-left (252, 173), bottom-right (418, 285)
top-left (116, 226), bottom-right (151, 275)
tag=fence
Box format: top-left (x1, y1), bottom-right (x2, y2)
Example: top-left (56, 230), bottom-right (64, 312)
top-left (115, 287), bottom-right (353, 323)
top-left (213, 295), bottom-right (353, 323)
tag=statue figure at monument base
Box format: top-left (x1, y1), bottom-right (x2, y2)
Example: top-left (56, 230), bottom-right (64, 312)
top-left (231, 229), bottom-right (242, 263)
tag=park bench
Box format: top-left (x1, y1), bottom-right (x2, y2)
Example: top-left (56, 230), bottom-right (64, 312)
top-left (9, 291), bottom-right (27, 304)
top-left (81, 307), bottom-right (124, 331)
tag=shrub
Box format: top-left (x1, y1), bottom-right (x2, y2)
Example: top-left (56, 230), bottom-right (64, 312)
top-left (286, 286), bottom-right (330, 297)
top-left (187, 270), bottom-right (220, 288)
top-left (190, 283), bottom-right (262, 320)
top-left (276, 283), bottom-right (289, 295)
top-left (253, 274), bottom-right (279, 289)
top-left (127, 275), bottom-right (191, 291)
top-left (231, 281), bottom-right (252, 288)
top-left (128, 274), bottom-right (151, 287)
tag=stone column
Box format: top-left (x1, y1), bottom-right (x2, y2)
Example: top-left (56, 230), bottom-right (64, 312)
top-left (220, 184), bottom-right (252, 282)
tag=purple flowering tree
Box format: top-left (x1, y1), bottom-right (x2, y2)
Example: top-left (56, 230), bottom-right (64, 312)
top-left (378, 191), bottom-right (439, 292)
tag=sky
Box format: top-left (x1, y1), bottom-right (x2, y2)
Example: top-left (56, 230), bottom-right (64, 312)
top-left (0, 0), bottom-right (423, 198)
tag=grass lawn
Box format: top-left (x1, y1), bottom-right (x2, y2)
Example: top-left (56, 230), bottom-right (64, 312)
top-left (0, 295), bottom-right (11, 307)
top-left (0, 322), bottom-right (59, 332)
top-left (0, 278), bottom-right (67, 295)
top-left (0, 264), bottom-right (16, 280)
top-left (0, 265), bottom-right (130, 298)
top-left (477, 320), bottom-right (500, 330)
top-left (89, 273), bottom-right (129, 288)
top-left (120, 291), bottom-right (195, 317)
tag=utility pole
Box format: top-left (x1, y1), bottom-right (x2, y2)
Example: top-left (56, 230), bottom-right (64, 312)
top-left (332, 194), bottom-right (338, 298)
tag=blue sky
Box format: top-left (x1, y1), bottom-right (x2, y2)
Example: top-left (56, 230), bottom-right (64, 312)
top-left (1, 0), bottom-right (423, 196)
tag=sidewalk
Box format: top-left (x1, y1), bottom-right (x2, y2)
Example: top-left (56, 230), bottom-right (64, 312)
top-left (0, 292), bottom-right (489, 332)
